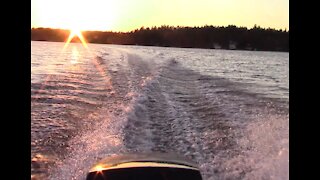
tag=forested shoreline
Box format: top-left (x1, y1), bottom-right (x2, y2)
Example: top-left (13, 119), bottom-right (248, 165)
top-left (31, 25), bottom-right (289, 52)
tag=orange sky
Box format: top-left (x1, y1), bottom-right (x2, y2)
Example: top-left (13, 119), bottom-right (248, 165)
top-left (32, 0), bottom-right (289, 32)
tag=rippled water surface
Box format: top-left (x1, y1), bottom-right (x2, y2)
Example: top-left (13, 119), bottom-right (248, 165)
top-left (31, 41), bottom-right (288, 180)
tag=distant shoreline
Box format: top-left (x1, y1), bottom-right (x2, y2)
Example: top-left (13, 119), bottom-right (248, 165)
top-left (32, 40), bottom-right (289, 54)
top-left (31, 25), bottom-right (289, 52)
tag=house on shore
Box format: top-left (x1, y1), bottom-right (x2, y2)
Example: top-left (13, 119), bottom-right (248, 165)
top-left (229, 41), bottom-right (237, 50)
top-left (213, 43), bottom-right (222, 49)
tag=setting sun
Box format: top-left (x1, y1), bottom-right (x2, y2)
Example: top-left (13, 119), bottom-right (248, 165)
top-left (31, 0), bottom-right (289, 179)
top-left (63, 29), bottom-right (88, 49)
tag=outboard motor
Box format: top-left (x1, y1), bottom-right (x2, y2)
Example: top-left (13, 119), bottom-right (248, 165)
top-left (86, 153), bottom-right (203, 180)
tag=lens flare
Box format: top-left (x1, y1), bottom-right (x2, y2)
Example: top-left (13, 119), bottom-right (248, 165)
top-left (93, 165), bottom-right (105, 172)
top-left (63, 29), bottom-right (88, 49)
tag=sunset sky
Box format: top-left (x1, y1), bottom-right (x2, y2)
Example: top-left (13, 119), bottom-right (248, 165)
top-left (31, 0), bottom-right (289, 32)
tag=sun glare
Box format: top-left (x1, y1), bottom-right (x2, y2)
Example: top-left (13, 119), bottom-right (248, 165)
top-left (92, 164), bottom-right (106, 173)
top-left (63, 28), bottom-right (88, 50)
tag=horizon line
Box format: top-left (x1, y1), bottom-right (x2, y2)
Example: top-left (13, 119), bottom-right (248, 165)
top-left (31, 24), bottom-right (289, 33)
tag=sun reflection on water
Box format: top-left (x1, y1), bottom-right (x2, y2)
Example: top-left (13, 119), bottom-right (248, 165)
top-left (70, 46), bottom-right (80, 64)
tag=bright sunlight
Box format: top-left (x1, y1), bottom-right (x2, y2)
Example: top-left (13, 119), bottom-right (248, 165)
top-left (63, 29), bottom-right (88, 50)
top-left (32, 0), bottom-right (118, 31)
top-left (32, 0), bottom-right (289, 32)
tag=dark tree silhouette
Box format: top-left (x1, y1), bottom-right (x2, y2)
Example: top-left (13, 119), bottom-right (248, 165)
top-left (31, 25), bottom-right (289, 52)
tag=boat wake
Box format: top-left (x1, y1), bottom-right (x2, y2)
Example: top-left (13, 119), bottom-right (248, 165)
top-left (31, 44), bottom-right (288, 180)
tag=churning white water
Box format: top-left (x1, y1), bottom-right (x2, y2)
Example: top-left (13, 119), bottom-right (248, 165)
top-left (31, 41), bottom-right (288, 180)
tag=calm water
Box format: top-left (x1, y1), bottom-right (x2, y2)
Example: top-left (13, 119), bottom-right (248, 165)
top-left (31, 41), bottom-right (289, 180)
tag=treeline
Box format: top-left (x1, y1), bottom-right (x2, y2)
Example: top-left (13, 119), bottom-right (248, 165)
top-left (31, 25), bottom-right (289, 52)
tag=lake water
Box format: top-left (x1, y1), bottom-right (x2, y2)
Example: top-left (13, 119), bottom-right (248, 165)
top-left (31, 41), bottom-right (289, 180)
